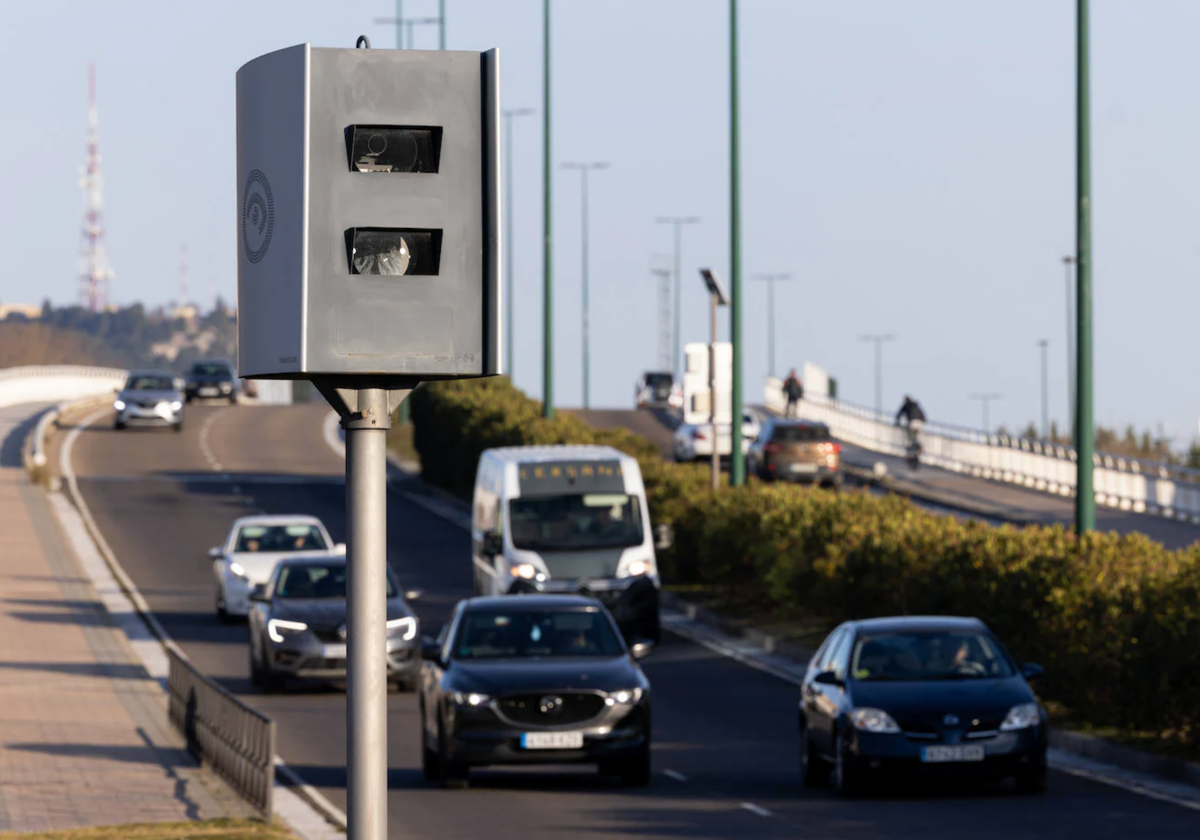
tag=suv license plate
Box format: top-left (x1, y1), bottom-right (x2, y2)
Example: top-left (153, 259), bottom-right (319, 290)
top-left (789, 463), bottom-right (818, 473)
top-left (521, 732), bottom-right (584, 750)
top-left (921, 745), bottom-right (985, 763)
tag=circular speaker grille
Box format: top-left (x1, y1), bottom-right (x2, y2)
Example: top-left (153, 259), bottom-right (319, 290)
top-left (241, 170), bottom-right (275, 264)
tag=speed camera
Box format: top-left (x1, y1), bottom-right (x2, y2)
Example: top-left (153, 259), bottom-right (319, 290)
top-left (236, 44), bottom-right (501, 384)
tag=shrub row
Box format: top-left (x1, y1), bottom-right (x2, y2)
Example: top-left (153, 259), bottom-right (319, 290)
top-left (409, 378), bottom-right (1200, 745)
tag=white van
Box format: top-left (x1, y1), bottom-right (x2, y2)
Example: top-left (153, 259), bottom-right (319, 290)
top-left (472, 445), bottom-right (661, 643)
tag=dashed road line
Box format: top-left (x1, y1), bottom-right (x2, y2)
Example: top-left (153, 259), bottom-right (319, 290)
top-left (663, 769), bottom-right (688, 782)
top-left (198, 410), bottom-right (223, 472)
top-left (740, 802), bottom-right (772, 818)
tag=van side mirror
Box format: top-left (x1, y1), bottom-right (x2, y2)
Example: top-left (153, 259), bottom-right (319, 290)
top-left (630, 640), bottom-right (654, 660)
top-left (812, 670), bottom-right (843, 687)
top-left (208, 547), bottom-right (223, 559)
top-left (653, 523), bottom-right (673, 551)
top-left (481, 530), bottom-right (503, 558)
top-left (249, 584), bottom-right (269, 603)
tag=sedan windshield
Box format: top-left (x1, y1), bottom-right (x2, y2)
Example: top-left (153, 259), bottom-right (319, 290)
top-left (235, 524), bottom-right (328, 553)
top-left (454, 609), bottom-right (624, 659)
top-left (192, 363), bottom-right (232, 378)
top-left (274, 564), bottom-right (397, 599)
top-left (509, 494), bottom-right (643, 552)
top-left (850, 631), bottom-right (1015, 681)
top-left (125, 375), bottom-right (174, 391)
top-left (644, 374), bottom-right (672, 388)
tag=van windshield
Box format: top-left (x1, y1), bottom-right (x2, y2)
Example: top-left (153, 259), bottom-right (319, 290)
top-left (509, 494), bottom-right (644, 552)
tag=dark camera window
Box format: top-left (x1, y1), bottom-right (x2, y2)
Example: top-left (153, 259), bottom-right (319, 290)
top-left (346, 228), bottom-right (443, 276)
top-left (773, 424), bottom-right (830, 443)
top-left (347, 126), bottom-right (442, 173)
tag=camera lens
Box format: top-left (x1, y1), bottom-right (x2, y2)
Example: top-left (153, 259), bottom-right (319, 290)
top-left (353, 234), bottom-right (412, 276)
top-left (348, 228), bottom-right (442, 276)
top-left (349, 126), bottom-right (441, 173)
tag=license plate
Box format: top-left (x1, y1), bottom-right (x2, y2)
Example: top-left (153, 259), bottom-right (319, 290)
top-left (322, 644), bottom-right (346, 658)
top-left (200, 387), bottom-right (217, 396)
top-left (520, 731), bottom-right (584, 750)
top-left (921, 745), bottom-right (985, 763)
top-left (789, 463), bottom-right (818, 473)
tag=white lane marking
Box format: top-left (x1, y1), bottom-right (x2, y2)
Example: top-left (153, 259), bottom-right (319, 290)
top-left (323, 410), bottom-right (345, 458)
top-left (1050, 752), bottom-right (1200, 813)
top-left (663, 769), bottom-right (688, 782)
top-left (740, 802), bottom-right (772, 818)
top-left (199, 410), bottom-right (223, 472)
top-left (59, 403), bottom-right (348, 837)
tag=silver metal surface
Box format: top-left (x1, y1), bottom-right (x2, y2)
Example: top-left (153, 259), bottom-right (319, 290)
top-left (346, 388), bottom-right (391, 840)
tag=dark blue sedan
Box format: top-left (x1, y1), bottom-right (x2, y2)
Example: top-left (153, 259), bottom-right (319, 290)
top-left (798, 616), bottom-right (1048, 796)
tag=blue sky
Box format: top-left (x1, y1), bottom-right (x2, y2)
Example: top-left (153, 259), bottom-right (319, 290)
top-left (2, 1), bottom-right (1198, 441)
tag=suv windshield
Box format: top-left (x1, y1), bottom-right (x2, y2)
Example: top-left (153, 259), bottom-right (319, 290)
top-left (274, 563), bottom-right (397, 599)
top-left (850, 631), bottom-right (1015, 681)
top-left (509, 493), bottom-right (644, 552)
top-left (773, 423), bottom-right (831, 442)
top-left (192, 363), bottom-right (232, 378)
top-left (454, 609), bottom-right (624, 659)
top-left (644, 373), bottom-right (673, 388)
top-left (125, 375), bottom-right (174, 391)
top-left (235, 524), bottom-right (329, 553)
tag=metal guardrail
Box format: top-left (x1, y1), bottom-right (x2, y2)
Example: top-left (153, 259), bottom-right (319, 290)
top-left (764, 378), bottom-right (1200, 524)
top-left (0, 365), bottom-right (128, 409)
top-left (167, 645), bottom-right (276, 816)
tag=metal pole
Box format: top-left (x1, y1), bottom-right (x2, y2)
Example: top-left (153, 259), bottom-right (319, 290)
top-left (1075, 0), bottom-right (1095, 533)
top-left (875, 339), bottom-right (882, 419)
top-left (673, 222), bottom-right (682, 379)
top-left (1063, 256), bottom-right (1075, 442)
top-left (581, 168), bottom-right (590, 409)
top-left (405, 20), bottom-right (414, 49)
top-left (504, 112), bottom-right (515, 377)
top-left (729, 0), bottom-right (745, 487)
top-left (1038, 339), bottom-right (1049, 438)
top-left (439, 0), bottom-right (446, 49)
top-left (710, 293), bottom-right (719, 491)
top-left (396, 0), bottom-right (403, 48)
top-left (346, 388), bottom-right (390, 840)
top-left (542, 0), bottom-right (554, 418)
top-left (766, 278), bottom-right (775, 377)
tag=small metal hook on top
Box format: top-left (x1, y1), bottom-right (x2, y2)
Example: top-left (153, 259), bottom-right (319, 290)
top-left (356, 35), bottom-right (371, 49)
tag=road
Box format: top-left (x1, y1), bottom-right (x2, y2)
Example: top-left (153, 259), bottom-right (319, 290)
top-left (64, 402), bottom-right (1200, 838)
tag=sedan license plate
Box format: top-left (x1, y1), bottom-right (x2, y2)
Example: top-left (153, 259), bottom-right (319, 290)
top-left (921, 745), bottom-right (985, 763)
top-left (520, 731), bottom-right (584, 750)
top-left (199, 387), bottom-right (218, 396)
top-left (789, 463), bottom-right (818, 473)
top-left (321, 644), bottom-right (346, 658)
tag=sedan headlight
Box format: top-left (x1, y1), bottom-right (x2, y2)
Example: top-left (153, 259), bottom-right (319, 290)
top-left (1000, 702), bottom-right (1041, 731)
top-left (386, 616), bottom-right (418, 641)
top-left (228, 561), bottom-right (249, 580)
top-left (170, 400), bottom-right (183, 410)
top-left (451, 691), bottom-right (491, 707)
top-left (605, 688), bottom-right (643, 706)
top-left (113, 400), bottom-right (126, 411)
top-left (849, 707), bottom-right (902, 734)
top-left (512, 563), bottom-right (538, 580)
top-left (267, 619), bottom-right (308, 643)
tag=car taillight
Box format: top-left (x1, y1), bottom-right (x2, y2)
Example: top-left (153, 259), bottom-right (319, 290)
top-left (765, 442), bottom-right (781, 453)
top-left (819, 442), bottom-right (842, 454)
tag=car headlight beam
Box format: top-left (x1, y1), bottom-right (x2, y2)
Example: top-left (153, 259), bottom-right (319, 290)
top-left (267, 619), bottom-right (308, 643)
top-left (849, 707), bottom-right (902, 734)
top-left (624, 559), bottom-right (651, 577)
top-left (451, 691), bottom-right (491, 707)
top-left (999, 702), bottom-right (1041, 731)
top-left (386, 616), bottom-right (418, 641)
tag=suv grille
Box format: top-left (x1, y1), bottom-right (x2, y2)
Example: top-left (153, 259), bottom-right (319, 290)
top-left (497, 692), bottom-right (606, 726)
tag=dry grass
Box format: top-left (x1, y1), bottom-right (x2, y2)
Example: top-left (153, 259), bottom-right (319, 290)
top-left (0, 819), bottom-right (296, 840)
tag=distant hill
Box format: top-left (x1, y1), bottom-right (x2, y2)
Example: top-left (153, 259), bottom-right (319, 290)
top-left (0, 321), bottom-right (130, 368)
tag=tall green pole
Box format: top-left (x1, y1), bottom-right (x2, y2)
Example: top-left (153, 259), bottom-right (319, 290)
top-left (1075, 0), bottom-right (1095, 533)
top-left (439, 0), bottom-right (445, 49)
top-left (542, 0), bottom-right (554, 418)
top-left (581, 168), bottom-right (590, 409)
top-left (729, 0), bottom-right (745, 486)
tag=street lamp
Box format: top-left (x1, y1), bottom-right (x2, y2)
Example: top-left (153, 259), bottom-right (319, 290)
top-left (970, 393), bottom-right (1002, 435)
top-left (728, 0), bottom-right (745, 486)
top-left (859, 334), bottom-right (895, 420)
top-left (1062, 255), bottom-right (1076, 442)
top-left (503, 108), bottom-right (536, 378)
top-left (1037, 340), bottom-right (1050, 439)
top-left (656, 216), bottom-right (701, 381)
top-left (701, 268), bottom-right (730, 491)
top-left (542, 0), bottom-right (553, 418)
top-left (1075, 0), bottom-right (1095, 533)
top-left (561, 162), bottom-right (610, 410)
top-left (752, 273), bottom-right (791, 378)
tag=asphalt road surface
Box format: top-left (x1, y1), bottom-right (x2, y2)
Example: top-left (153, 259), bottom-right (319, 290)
top-left (65, 402), bottom-right (1200, 838)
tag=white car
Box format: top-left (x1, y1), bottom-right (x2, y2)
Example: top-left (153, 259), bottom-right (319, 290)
top-left (673, 409), bottom-right (761, 462)
top-left (210, 515), bottom-right (344, 621)
top-left (635, 372), bottom-right (684, 411)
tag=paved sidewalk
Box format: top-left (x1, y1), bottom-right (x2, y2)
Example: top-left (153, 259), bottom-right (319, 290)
top-left (0, 404), bottom-right (245, 833)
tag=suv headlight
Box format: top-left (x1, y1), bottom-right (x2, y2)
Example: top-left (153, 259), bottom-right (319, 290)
top-left (512, 563), bottom-right (539, 580)
top-left (267, 619), bottom-right (308, 643)
top-left (113, 399), bottom-right (126, 411)
top-left (451, 692), bottom-right (491, 707)
top-left (605, 688), bottom-right (643, 706)
top-left (622, 559), bottom-right (652, 577)
top-left (386, 616), bottom-right (418, 641)
top-left (849, 707), bottom-right (902, 734)
top-left (1000, 702), bottom-right (1041, 731)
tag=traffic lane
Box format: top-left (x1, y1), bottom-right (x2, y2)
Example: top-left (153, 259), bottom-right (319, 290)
top-left (68, 404), bottom-right (219, 478)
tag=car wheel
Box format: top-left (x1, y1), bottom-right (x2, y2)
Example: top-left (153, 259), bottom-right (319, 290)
top-left (216, 590), bottom-right (231, 623)
top-left (114, 421), bottom-right (126, 431)
top-left (833, 731), bottom-right (864, 798)
top-left (437, 716), bottom-right (468, 789)
top-left (1015, 764), bottom-right (1047, 794)
top-left (249, 645), bottom-right (263, 689)
top-left (421, 701), bottom-right (441, 781)
top-left (173, 422), bottom-right (183, 433)
top-left (228, 395), bottom-right (237, 405)
top-left (800, 723), bottom-right (831, 787)
top-left (616, 747), bottom-right (652, 787)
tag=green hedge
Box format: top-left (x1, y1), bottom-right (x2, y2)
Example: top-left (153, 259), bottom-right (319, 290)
top-left (409, 378), bottom-right (1200, 745)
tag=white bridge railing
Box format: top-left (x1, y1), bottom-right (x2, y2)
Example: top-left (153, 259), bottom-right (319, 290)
top-left (765, 378), bottom-right (1200, 524)
top-left (0, 365), bottom-right (129, 409)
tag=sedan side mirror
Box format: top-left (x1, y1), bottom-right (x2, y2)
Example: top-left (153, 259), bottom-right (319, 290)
top-left (1021, 662), bottom-right (1044, 681)
top-left (419, 637), bottom-right (442, 664)
top-left (812, 670), bottom-right (843, 687)
top-left (630, 640), bottom-right (654, 660)
top-left (249, 584), bottom-right (269, 603)
top-left (208, 547), bottom-right (223, 559)
top-left (481, 530), bottom-right (503, 558)
top-left (404, 589), bottom-right (424, 602)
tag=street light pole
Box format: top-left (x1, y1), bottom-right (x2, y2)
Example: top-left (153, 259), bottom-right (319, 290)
top-left (859, 334), bottom-right (895, 420)
top-left (542, 0), bottom-right (554, 418)
top-left (753, 273), bottom-right (791, 378)
top-left (729, 0), bottom-right (745, 487)
top-left (503, 108), bottom-right (535, 378)
top-left (970, 393), bottom-right (1002, 435)
top-left (439, 0), bottom-right (446, 49)
top-left (1038, 340), bottom-right (1049, 438)
top-left (700, 269), bottom-right (730, 492)
top-left (656, 216), bottom-right (701, 381)
top-left (1063, 255), bottom-right (1075, 442)
top-left (562, 162), bottom-right (609, 410)
top-left (1075, 0), bottom-right (1095, 533)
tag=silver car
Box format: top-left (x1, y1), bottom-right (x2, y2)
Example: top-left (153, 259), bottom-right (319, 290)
top-left (113, 370), bottom-right (184, 432)
top-left (248, 555), bottom-right (420, 692)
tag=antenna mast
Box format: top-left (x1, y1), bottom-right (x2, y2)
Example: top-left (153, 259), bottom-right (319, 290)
top-left (78, 64), bottom-right (113, 312)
